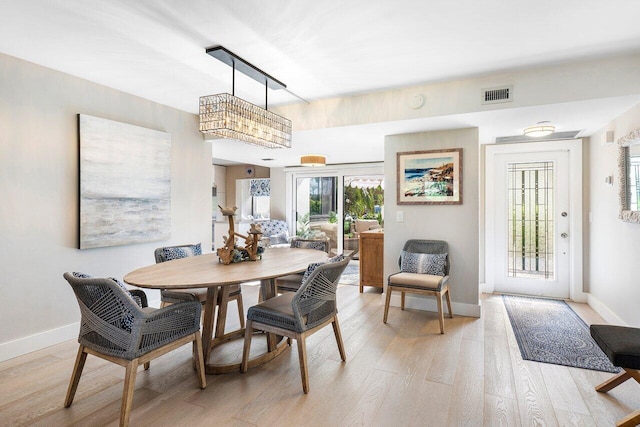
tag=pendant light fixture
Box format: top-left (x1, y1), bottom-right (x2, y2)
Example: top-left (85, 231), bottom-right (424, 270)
top-left (199, 46), bottom-right (292, 149)
top-left (300, 154), bottom-right (326, 167)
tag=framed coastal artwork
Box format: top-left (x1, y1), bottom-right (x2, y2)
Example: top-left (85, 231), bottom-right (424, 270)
top-left (397, 148), bottom-right (462, 205)
top-left (78, 114), bottom-right (171, 249)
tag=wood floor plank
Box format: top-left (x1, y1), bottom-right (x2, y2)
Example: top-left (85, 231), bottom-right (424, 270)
top-left (554, 408), bottom-right (597, 427)
top-left (447, 338), bottom-right (484, 426)
top-left (484, 394), bottom-right (521, 427)
top-left (539, 364), bottom-right (590, 416)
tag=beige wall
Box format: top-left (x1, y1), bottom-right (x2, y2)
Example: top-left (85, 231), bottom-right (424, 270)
top-left (0, 53), bottom-right (212, 360)
top-left (587, 103), bottom-right (640, 326)
top-left (384, 128), bottom-right (480, 316)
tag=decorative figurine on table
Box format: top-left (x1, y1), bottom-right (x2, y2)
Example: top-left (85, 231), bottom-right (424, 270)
top-left (216, 205), bottom-right (264, 265)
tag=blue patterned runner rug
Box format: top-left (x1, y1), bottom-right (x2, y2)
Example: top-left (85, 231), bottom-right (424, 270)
top-left (502, 295), bottom-right (620, 373)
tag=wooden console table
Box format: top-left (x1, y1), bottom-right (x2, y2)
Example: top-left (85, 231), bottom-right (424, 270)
top-left (359, 229), bottom-right (384, 292)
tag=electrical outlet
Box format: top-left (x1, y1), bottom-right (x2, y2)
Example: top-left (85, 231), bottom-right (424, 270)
top-left (396, 211), bottom-right (404, 222)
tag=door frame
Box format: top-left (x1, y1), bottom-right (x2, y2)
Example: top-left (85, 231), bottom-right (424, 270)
top-left (284, 163), bottom-right (384, 254)
top-left (485, 139), bottom-right (585, 302)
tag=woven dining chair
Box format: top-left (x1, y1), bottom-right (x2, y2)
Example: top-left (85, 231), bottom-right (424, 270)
top-left (384, 239), bottom-right (453, 334)
top-left (63, 272), bottom-right (206, 427)
top-left (274, 236), bottom-right (331, 294)
top-left (241, 258), bottom-right (350, 393)
top-left (155, 243), bottom-right (245, 337)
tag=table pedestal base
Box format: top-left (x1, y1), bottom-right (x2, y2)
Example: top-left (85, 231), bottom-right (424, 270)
top-left (201, 279), bottom-right (288, 374)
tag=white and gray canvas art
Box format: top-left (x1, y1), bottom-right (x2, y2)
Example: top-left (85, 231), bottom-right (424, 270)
top-left (79, 115), bottom-right (171, 249)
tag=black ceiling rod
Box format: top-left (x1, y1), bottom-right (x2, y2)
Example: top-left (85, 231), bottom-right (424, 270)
top-left (232, 60), bottom-right (235, 96)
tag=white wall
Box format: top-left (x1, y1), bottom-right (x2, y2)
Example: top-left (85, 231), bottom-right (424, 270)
top-left (588, 103), bottom-right (640, 326)
top-left (0, 53), bottom-right (212, 361)
top-left (384, 128), bottom-right (480, 317)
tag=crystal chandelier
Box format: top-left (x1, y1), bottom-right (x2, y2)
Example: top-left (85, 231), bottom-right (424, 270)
top-left (200, 46), bottom-right (292, 149)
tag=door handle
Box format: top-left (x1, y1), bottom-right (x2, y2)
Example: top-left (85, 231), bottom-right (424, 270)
top-left (561, 232), bottom-right (568, 238)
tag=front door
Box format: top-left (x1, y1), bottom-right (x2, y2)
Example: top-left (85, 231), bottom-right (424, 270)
top-left (489, 146), bottom-right (572, 298)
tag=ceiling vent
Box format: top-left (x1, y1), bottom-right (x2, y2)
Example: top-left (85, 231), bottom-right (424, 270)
top-left (482, 85), bottom-right (513, 105)
top-left (495, 130), bottom-right (583, 144)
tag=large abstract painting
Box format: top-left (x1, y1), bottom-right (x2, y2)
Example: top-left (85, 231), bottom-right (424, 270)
top-left (397, 148), bottom-right (462, 205)
top-left (79, 114), bottom-right (171, 249)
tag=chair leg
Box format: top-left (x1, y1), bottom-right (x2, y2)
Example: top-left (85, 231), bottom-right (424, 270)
top-left (595, 369), bottom-right (640, 427)
top-left (437, 291), bottom-right (445, 334)
top-left (332, 316), bottom-right (346, 361)
top-left (445, 287), bottom-right (453, 318)
top-left (64, 345), bottom-right (88, 407)
top-left (596, 370), bottom-right (632, 393)
top-left (236, 293), bottom-right (246, 329)
top-left (193, 332), bottom-right (207, 389)
top-left (120, 360), bottom-right (138, 427)
top-left (383, 286), bottom-right (392, 323)
top-left (617, 409), bottom-right (640, 427)
top-left (240, 320), bottom-right (253, 373)
top-left (297, 335), bottom-right (310, 393)
top-left (401, 292), bottom-right (406, 310)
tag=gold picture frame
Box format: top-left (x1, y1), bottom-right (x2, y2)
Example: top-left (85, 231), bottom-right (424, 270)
top-left (397, 148), bottom-right (462, 205)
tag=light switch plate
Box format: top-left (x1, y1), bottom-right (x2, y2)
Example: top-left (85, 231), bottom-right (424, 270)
top-left (396, 211), bottom-right (404, 222)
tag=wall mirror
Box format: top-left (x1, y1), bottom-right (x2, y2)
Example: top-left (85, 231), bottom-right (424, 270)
top-left (617, 129), bottom-right (640, 223)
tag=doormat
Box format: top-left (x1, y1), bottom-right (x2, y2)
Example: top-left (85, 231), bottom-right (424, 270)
top-left (502, 295), bottom-right (620, 373)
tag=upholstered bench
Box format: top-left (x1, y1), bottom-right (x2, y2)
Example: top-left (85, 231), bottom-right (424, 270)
top-left (590, 324), bottom-right (640, 427)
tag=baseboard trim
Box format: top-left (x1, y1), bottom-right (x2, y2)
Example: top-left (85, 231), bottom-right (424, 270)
top-left (587, 294), bottom-right (628, 326)
top-left (388, 293), bottom-right (481, 318)
top-left (0, 322), bottom-right (79, 363)
top-left (0, 294), bottom-right (162, 364)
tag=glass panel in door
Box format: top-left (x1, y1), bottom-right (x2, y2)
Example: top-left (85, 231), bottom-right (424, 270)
top-left (343, 175), bottom-right (384, 259)
top-left (295, 176), bottom-right (338, 253)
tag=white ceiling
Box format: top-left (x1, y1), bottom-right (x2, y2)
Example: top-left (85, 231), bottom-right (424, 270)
top-left (2, 0), bottom-right (640, 167)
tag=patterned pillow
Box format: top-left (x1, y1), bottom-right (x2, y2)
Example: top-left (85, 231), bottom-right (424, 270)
top-left (400, 251), bottom-right (447, 276)
top-left (72, 272), bottom-right (138, 331)
top-left (293, 240), bottom-right (327, 251)
top-left (161, 243), bottom-right (202, 261)
top-left (302, 254), bottom-right (345, 283)
top-left (269, 230), bottom-right (289, 245)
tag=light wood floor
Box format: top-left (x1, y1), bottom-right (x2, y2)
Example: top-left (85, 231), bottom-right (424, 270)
top-left (1, 285), bottom-right (638, 426)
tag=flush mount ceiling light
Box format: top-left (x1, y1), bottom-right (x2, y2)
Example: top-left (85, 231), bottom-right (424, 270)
top-left (523, 121), bottom-right (555, 138)
top-left (300, 154), bottom-right (326, 167)
top-left (199, 46), bottom-right (292, 149)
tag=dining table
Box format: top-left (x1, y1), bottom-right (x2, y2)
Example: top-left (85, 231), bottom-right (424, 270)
top-left (123, 247), bottom-right (328, 374)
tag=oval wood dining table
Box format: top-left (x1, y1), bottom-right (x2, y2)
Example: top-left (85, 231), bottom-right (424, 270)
top-left (124, 247), bottom-right (328, 375)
